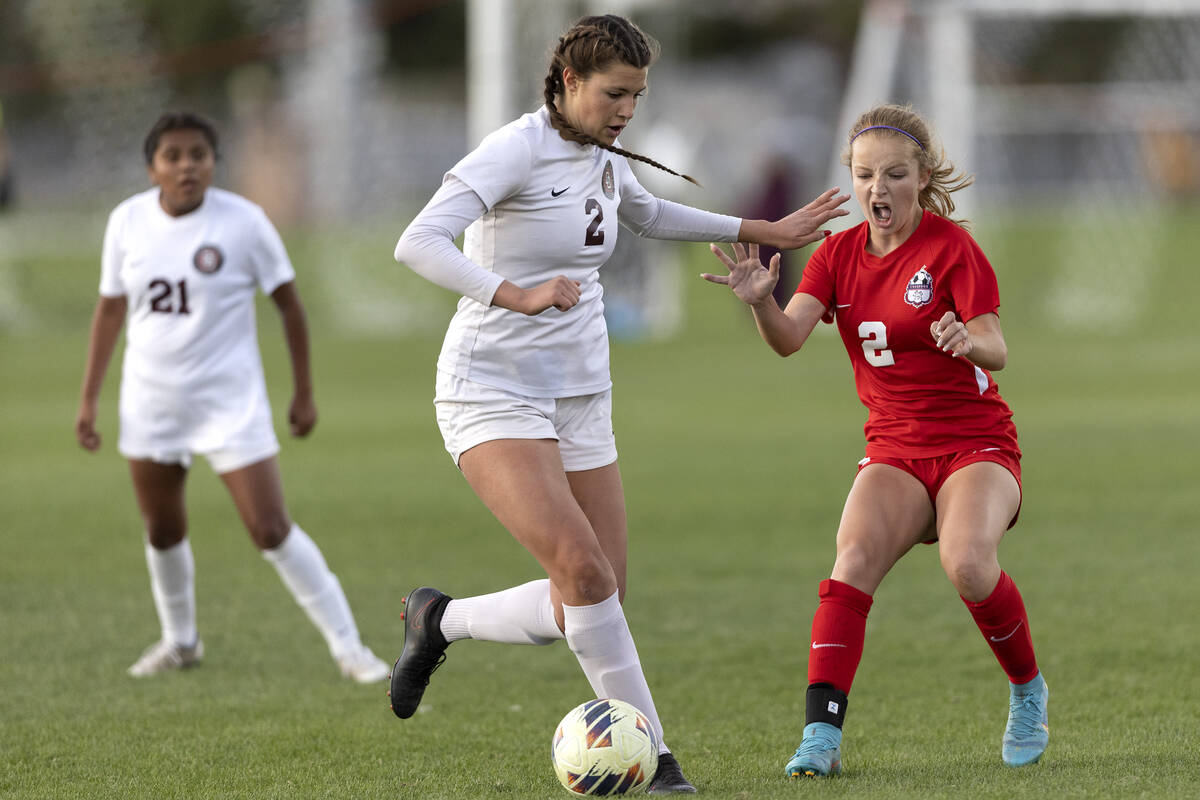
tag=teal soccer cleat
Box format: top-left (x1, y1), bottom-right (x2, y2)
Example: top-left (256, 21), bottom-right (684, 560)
top-left (786, 722), bottom-right (843, 778)
top-left (1002, 672), bottom-right (1049, 767)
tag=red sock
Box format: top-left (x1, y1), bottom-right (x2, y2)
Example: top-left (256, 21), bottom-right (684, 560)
top-left (962, 571), bottom-right (1039, 684)
top-left (807, 579), bottom-right (873, 694)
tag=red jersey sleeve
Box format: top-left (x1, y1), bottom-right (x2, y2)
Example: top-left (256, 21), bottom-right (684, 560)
top-left (796, 240), bottom-right (836, 322)
top-left (947, 233), bottom-right (1001, 322)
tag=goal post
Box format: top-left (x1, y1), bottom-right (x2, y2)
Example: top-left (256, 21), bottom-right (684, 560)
top-left (836, 0), bottom-right (1200, 331)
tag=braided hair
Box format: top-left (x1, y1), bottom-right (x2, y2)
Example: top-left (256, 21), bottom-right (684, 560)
top-left (543, 15), bottom-right (698, 185)
top-left (842, 103), bottom-right (974, 228)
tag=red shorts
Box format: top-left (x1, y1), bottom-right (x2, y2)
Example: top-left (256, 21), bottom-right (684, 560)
top-left (856, 447), bottom-right (1023, 531)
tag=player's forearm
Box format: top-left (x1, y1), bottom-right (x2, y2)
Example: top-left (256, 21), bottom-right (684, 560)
top-left (737, 218), bottom-right (772, 247)
top-left (623, 197), bottom-right (740, 242)
top-left (750, 300), bottom-right (806, 356)
top-left (963, 333), bottom-right (1007, 371)
top-left (273, 285), bottom-right (314, 396)
top-left (489, 280), bottom-right (530, 314)
top-left (79, 296), bottom-right (126, 405)
top-left (962, 316), bottom-right (1008, 371)
top-left (282, 310), bottom-right (313, 396)
top-left (395, 223), bottom-right (503, 306)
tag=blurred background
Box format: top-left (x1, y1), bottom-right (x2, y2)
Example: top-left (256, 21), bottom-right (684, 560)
top-left (3, 0), bottom-right (1199, 340)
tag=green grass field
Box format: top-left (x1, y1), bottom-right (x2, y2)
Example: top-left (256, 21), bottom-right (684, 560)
top-left (2, 210), bottom-right (1198, 798)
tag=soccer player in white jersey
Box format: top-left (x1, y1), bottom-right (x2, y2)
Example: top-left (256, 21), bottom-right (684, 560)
top-left (389, 15), bottom-right (848, 794)
top-left (76, 112), bottom-right (389, 684)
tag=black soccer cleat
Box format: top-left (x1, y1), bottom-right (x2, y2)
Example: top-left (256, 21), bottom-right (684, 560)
top-left (388, 586), bottom-right (452, 719)
top-left (646, 752), bottom-right (697, 795)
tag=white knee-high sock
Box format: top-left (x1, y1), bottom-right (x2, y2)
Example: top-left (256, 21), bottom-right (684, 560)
top-left (439, 579), bottom-right (564, 645)
top-left (144, 537), bottom-right (197, 647)
top-left (563, 592), bottom-right (669, 754)
top-left (262, 524), bottom-right (361, 659)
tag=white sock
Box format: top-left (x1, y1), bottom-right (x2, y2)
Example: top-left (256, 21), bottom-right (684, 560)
top-left (563, 592), bottom-right (669, 754)
top-left (440, 579), bottom-right (564, 645)
top-left (144, 537), bottom-right (197, 647)
top-left (262, 524), bottom-right (361, 659)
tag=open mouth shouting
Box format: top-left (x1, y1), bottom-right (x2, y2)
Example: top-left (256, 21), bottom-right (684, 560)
top-left (872, 202), bottom-right (892, 225)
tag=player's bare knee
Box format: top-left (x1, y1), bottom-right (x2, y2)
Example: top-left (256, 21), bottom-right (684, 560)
top-left (558, 554), bottom-right (617, 604)
top-left (940, 548), bottom-right (990, 597)
top-left (833, 540), bottom-right (880, 584)
top-left (248, 514), bottom-right (291, 550)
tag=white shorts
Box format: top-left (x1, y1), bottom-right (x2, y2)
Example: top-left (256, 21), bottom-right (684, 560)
top-left (119, 439), bottom-right (280, 475)
top-left (118, 375), bottom-right (279, 475)
top-left (434, 371), bottom-right (617, 471)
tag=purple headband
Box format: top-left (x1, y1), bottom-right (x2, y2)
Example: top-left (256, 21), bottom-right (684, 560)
top-left (851, 124), bottom-right (925, 150)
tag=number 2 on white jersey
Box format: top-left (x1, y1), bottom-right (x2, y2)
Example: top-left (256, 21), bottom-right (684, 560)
top-left (859, 321), bottom-right (894, 367)
top-left (584, 198), bottom-right (605, 246)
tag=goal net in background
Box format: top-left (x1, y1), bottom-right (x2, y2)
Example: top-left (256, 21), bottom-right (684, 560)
top-left (1, 0), bottom-right (690, 339)
top-left (475, 0), bottom-right (1200, 340)
top-left (838, 0), bottom-right (1200, 333)
top-left (5, 0), bottom-right (1197, 340)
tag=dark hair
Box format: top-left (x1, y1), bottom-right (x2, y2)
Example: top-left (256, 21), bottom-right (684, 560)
top-left (542, 15), bottom-right (697, 185)
top-left (842, 103), bottom-right (973, 228)
top-left (143, 111), bottom-right (219, 164)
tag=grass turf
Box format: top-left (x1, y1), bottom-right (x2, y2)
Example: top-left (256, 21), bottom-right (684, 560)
top-left (1, 212), bottom-right (1198, 798)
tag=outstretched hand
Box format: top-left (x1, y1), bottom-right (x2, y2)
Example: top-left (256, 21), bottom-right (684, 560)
top-left (765, 187), bottom-right (851, 250)
top-left (702, 242), bottom-right (779, 307)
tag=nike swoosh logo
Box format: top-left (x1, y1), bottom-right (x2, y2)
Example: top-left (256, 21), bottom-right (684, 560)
top-left (836, 303), bottom-right (851, 308)
top-left (409, 597), bottom-right (436, 630)
top-left (550, 187), bottom-right (569, 197)
top-left (989, 621), bottom-right (1023, 642)
top-left (812, 642), bottom-right (848, 649)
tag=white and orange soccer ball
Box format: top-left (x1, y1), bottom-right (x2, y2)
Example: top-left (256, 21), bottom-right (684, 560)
top-left (551, 698), bottom-right (659, 795)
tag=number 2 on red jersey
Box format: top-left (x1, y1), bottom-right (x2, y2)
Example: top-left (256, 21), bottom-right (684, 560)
top-left (858, 321), bottom-right (895, 367)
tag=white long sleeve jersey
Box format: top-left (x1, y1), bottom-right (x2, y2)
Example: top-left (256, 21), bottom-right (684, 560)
top-left (395, 106), bottom-right (741, 398)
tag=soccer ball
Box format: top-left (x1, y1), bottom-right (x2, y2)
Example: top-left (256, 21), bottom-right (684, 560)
top-left (551, 698), bottom-right (659, 795)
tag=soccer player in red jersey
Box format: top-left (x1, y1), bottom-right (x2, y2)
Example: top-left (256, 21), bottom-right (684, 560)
top-left (703, 104), bottom-right (1048, 776)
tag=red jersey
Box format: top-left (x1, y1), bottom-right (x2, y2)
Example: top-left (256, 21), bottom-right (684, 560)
top-left (797, 210), bottom-right (1019, 458)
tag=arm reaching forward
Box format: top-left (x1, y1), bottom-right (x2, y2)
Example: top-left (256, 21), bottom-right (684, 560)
top-left (702, 242), bottom-right (827, 357)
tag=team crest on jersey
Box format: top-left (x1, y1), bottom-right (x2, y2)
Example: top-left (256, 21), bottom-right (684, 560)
top-left (903, 266), bottom-right (934, 308)
top-left (601, 160), bottom-right (615, 199)
top-left (193, 244), bottom-right (224, 274)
